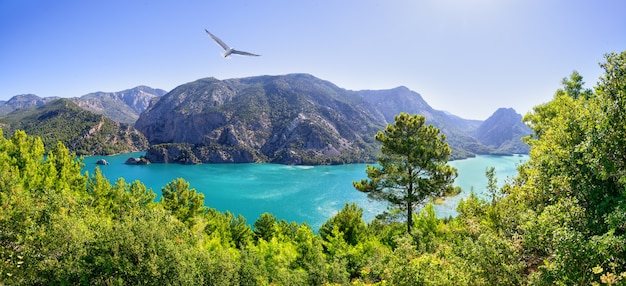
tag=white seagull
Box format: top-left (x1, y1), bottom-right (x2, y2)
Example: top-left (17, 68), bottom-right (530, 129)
top-left (204, 29), bottom-right (260, 58)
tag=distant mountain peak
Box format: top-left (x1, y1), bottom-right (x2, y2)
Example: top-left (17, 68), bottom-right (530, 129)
top-left (474, 107), bottom-right (532, 154)
top-left (391, 86), bottom-right (411, 92)
top-left (0, 94), bottom-right (60, 115)
top-left (74, 86), bottom-right (167, 124)
top-left (7, 93), bottom-right (40, 102)
top-left (492, 107), bottom-right (517, 115)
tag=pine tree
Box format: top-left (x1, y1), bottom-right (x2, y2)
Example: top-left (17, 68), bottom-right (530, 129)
top-left (353, 113), bottom-right (457, 232)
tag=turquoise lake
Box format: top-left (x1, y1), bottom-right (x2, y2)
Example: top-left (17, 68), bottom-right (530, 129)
top-left (82, 153), bottom-right (528, 230)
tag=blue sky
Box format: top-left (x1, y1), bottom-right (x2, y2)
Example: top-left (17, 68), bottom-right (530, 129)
top-left (1, 0), bottom-right (625, 119)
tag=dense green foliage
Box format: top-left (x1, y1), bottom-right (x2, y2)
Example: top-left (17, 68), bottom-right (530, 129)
top-left (511, 51), bottom-right (626, 284)
top-left (2, 51), bottom-right (626, 285)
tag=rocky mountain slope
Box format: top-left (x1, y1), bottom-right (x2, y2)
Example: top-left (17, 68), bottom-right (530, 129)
top-left (0, 98), bottom-right (148, 155)
top-left (136, 74), bottom-right (531, 164)
top-left (72, 86), bottom-right (167, 124)
top-left (473, 107), bottom-right (532, 154)
top-left (136, 74), bottom-right (383, 164)
top-left (357, 87), bottom-right (493, 159)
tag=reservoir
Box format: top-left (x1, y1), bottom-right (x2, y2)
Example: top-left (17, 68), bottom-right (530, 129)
top-left (82, 153), bottom-right (528, 230)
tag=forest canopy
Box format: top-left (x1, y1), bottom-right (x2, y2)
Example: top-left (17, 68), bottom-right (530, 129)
top-left (1, 51), bottom-right (626, 285)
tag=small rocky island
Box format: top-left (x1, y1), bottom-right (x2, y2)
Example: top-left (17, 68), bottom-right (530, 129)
top-left (124, 156), bottom-right (151, 165)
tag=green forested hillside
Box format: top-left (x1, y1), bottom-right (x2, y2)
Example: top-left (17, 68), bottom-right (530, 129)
top-left (0, 98), bottom-right (148, 155)
top-left (1, 51), bottom-right (625, 285)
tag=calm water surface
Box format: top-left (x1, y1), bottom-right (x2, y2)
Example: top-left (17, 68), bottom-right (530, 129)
top-left (82, 153), bottom-right (528, 230)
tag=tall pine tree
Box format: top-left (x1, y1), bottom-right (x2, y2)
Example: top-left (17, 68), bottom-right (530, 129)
top-left (353, 113), bottom-right (457, 232)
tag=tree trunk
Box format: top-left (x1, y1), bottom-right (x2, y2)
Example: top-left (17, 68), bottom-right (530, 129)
top-left (407, 199), bottom-right (413, 233)
top-left (406, 166), bottom-right (414, 233)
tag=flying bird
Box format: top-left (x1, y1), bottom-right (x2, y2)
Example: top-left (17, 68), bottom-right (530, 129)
top-left (204, 29), bottom-right (260, 58)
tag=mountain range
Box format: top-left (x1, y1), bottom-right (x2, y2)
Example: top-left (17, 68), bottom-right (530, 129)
top-left (0, 94), bottom-right (60, 115)
top-left (0, 86), bottom-right (166, 123)
top-left (135, 74), bottom-right (531, 164)
top-left (0, 73), bottom-right (531, 164)
top-left (135, 74), bottom-right (384, 164)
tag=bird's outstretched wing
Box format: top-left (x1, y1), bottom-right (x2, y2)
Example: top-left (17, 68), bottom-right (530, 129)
top-left (231, 49), bottom-right (260, 57)
top-left (204, 29), bottom-right (230, 51)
